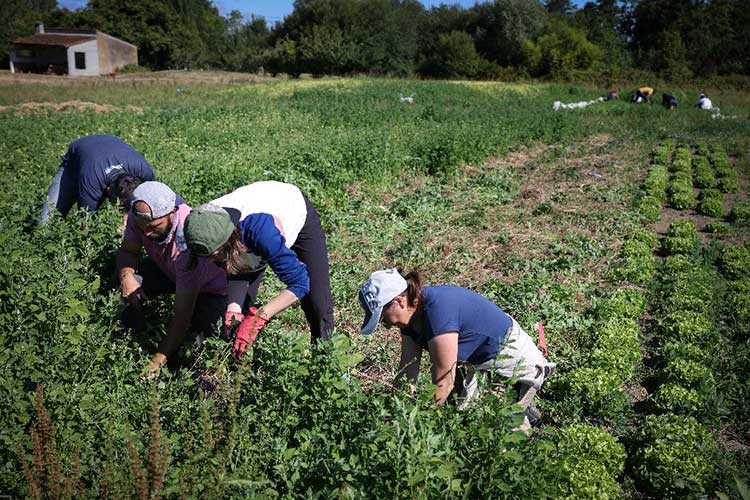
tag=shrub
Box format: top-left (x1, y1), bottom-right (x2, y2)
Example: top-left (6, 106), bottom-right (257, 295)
top-left (718, 245), bottom-right (750, 281)
top-left (632, 414), bottom-right (717, 499)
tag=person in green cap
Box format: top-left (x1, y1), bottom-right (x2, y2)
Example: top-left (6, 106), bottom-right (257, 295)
top-left (184, 181), bottom-right (334, 358)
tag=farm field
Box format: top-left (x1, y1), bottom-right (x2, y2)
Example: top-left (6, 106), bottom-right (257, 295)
top-left (1, 74), bottom-right (749, 498)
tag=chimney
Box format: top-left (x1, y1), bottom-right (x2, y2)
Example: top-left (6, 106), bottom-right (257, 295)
top-left (36, 23), bottom-right (44, 34)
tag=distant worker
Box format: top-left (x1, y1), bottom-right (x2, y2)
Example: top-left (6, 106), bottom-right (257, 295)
top-left (116, 182), bottom-right (228, 379)
top-left (358, 269), bottom-right (556, 431)
top-left (41, 134), bottom-right (156, 225)
top-left (632, 86), bottom-right (656, 104)
top-left (183, 181), bottom-right (334, 358)
top-left (662, 93), bottom-right (679, 110)
top-left (606, 88), bottom-right (619, 101)
top-left (697, 92), bottom-right (713, 110)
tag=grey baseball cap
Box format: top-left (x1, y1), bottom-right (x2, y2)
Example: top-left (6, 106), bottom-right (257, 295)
top-left (358, 269), bottom-right (408, 335)
top-left (131, 181), bottom-right (177, 219)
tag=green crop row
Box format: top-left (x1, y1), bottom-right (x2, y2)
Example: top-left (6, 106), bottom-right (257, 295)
top-left (709, 145), bottom-right (740, 193)
top-left (638, 147), bottom-right (670, 222)
top-left (631, 218), bottom-right (722, 499)
top-left (662, 219), bottom-right (699, 256)
top-left (692, 155), bottom-right (716, 189)
top-left (651, 141), bottom-right (674, 167)
top-left (610, 230), bottom-right (658, 285)
top-left (697, 188), bottom-right (724, 217)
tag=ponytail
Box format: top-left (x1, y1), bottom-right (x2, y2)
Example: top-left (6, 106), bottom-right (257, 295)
top-left (401, 270), bottom-right (424, 307)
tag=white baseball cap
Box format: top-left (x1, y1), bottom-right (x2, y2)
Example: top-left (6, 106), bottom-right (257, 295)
top-left (131, 181), bottom-right (176, 219)
top-left (358, 269), bottom-right (408, 335)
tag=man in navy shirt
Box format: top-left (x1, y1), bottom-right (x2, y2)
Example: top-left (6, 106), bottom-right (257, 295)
top-left (40, 134), bottom-right (156, 224)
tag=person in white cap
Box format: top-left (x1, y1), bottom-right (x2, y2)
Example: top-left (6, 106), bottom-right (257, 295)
top-left (116, 181), bottom-right (228, 378)
top-left (358, 269), bottom-right (555, 430)
top-left (697, 92), bottom-right (713, 110)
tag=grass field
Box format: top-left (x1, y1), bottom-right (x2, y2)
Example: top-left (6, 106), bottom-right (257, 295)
top-left (1, 73), bottom-right (749, 498)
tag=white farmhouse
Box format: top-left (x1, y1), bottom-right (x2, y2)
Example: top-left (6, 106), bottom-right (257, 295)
top-left (10, 24), bottom-right (137, 76)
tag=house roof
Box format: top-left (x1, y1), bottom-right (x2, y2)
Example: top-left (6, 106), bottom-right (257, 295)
top-left (14, 33), bottom-right (96, 48)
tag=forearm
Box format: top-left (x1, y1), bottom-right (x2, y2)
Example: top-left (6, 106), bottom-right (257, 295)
top-left (258, 289), bottom-right (298, 319)
top-left (116, 250), bottom-right (139, 282)
top-left (157, 313), bottom-right (193, 360)
top-left (433, 379), bottom-right (455, 404)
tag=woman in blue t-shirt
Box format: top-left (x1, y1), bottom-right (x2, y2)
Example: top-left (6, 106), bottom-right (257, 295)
top-left (359, 269), bottom-right (555, 429)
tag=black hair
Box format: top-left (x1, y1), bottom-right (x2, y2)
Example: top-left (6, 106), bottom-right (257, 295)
top-left (110, 174), bottom-right (142, 212)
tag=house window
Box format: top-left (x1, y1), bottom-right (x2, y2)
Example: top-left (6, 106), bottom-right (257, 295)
top-left (18, 48), bottom-right (34, 58)
top-left (74, 52), bottom-right (86, 69)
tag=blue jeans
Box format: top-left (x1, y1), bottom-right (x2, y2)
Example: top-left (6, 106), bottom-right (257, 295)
top-left (40, 154), bottom-right (78, 225)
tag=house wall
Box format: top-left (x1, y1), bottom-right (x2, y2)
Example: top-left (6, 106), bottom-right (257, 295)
top-left (97, 32), bottom-right (138, 73)
top-left (67, 40), bottom-right (99, 76)
top-left (10, 45), bottom-right (68, 74)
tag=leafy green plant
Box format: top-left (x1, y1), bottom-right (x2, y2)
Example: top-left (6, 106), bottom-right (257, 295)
top-left (718, 245), bottom-right (750, 281)
top-left (631, 413), bottom-right (717, 499)
top-left (650, 383), bottom-right (710, 418)
top-left (697, 188), bottom-right (724, 217)
top-left (729, 203), bottom-right (750, 224)
top-left (663, 220), bottom-right (699, 255)
top-left (705, 222), bottom-right (730, 234)
top-left (596, 288), bottom-right (647, 320)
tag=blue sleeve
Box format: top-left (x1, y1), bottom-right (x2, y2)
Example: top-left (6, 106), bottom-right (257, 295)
top-left (240, 213), bottom-right (310, 299)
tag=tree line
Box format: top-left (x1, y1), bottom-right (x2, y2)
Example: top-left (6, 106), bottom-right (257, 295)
top-left (3, 0), bottom-right (750, 80)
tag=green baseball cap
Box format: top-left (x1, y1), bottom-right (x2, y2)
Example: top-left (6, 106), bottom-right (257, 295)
top-left (184, 203), bottom-right (236, 256)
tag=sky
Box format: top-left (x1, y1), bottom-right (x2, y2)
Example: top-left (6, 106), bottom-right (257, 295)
top-left (58, 0), bottom-right (587, 25)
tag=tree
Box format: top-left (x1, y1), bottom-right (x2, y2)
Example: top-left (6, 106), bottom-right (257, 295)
top-left (468, 0), bottom-right (547, 67)
top-left (523, 19), bottom-right (603, 77)
top-left (423, 30), bottom-right (482, 78)
top-left (0, 0), bottom-right (58, 68)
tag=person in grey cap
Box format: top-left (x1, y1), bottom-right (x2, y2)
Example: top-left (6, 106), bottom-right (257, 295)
top-left (359, 269), bottom-right (555, 431)
top-left (183, 181), bottom-right (334, 358)
top-left (40, 134), bottom-right (156, 225)
top-left (116, 181), bottom-right (228, 378)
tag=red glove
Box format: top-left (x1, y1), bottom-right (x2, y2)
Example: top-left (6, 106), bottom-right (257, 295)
top-left (233, 307), bottom-right (269, 358)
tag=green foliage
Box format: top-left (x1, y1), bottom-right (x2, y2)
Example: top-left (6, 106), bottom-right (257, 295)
top-left (729, 203), bottom-right (750, 224)
top-left (523, 20), bottom-right (603, 77)
top-left (705, 221), bottom-right (730, 234)
top-left (638, 195), bottom-right (661, 221)
top-left (661, 341), bottom-right (709, 364)
top-left (697, 188), bottom-right (724, 217)
top-left (692, 156), bottom-right (716, 188)
top-left (596, 288), bottom-right (646, 321)
top-left (650, 383), bottom-right (710, 417)
top-left (662, 220), bottom-right (699, 256)
top-left (632, 414), bottom-right (717, 499)
top-left (718, 245), bottom-right (750, 281)
top-left (726, 280), bottom-right (750, 334)
top-left (661, 309), bottom-right (714, 344)
top-left (541, 424), bottom-right (625, 500)
top-left (426, 31), bottom-right (484, 79)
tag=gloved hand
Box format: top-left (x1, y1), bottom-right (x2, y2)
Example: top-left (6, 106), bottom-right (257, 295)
top-left (224, 309), bottom-right (245, 328)
top-left (224, 309), bottom-right (246, 341)
top-left (233, 307), bottom-right (269, 358)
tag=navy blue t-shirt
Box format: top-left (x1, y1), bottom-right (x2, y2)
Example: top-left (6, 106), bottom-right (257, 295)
top-left (66, 134), bottom-right (155, 210)
top-left (401, 285), bottom-right (513, 364)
